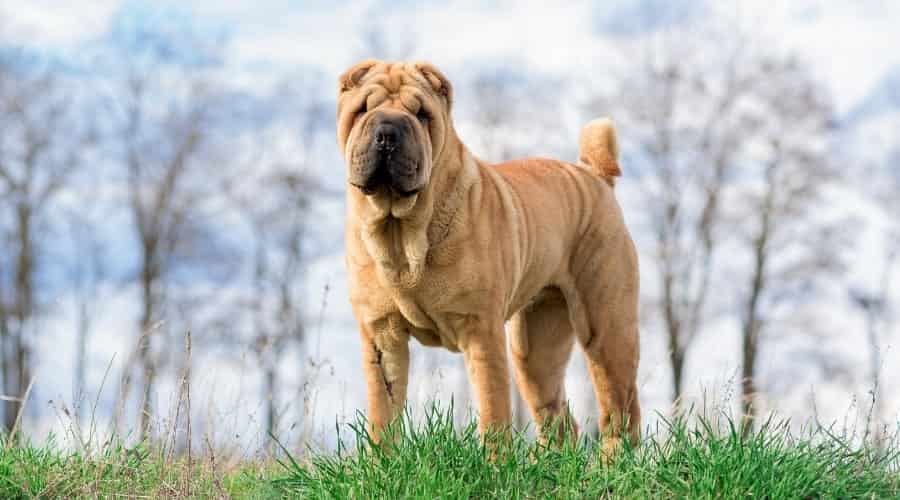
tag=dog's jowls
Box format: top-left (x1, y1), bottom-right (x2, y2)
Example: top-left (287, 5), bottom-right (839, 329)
top-left (338, 60), bottom-right (640, 456)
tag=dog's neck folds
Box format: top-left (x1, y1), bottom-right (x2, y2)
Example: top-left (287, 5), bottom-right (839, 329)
top-left (359, 193), bottom-right (431, 289)
top-left (356, 146), bottom-right (478, 290)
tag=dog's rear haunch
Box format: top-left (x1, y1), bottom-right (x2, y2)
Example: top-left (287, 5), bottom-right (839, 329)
top-left (339, 60), bottom-right (640, 458)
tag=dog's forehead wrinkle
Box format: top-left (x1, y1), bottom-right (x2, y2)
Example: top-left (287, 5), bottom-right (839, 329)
top-left (378, 63), bottom-right (406, 93)
top-left (354, 63), bottom-right (437, 103)
top-left (386, 64), bottom-right (433, 95)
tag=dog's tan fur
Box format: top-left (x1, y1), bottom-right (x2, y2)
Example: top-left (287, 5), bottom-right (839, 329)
top-left (338, 60), bottom-right (640, 454)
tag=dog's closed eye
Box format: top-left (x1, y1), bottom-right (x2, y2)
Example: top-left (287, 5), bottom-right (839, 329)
top-left (416, 107), bottom-right (430, 124)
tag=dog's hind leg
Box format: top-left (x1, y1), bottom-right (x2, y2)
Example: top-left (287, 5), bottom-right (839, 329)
top-left (509, 289), bottom-right (578, 445)
top-left (570, 234), bottom-right (641, 458)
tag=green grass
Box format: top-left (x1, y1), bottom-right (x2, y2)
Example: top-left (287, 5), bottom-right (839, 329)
top-left (276, 408), bottom-right (900, 499)
top-left (0, 434), bottom-right (279, 498)
top-left (2, 407), bottom-right (898, 499)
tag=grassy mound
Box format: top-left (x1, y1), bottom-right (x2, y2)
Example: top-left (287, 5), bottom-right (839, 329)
top-left (276, 408), bottom-right (900, 499)
top-left (1, 407), bottom-right (897, 498)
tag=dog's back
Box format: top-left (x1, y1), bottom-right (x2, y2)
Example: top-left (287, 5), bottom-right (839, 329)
top-left (491, 117), bottom-right (621, 191)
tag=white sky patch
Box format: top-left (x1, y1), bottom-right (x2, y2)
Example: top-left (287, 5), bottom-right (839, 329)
top-left (0, 0), bottom-right (120, 46)
top-left (769, 0), bottom-right (900, 114)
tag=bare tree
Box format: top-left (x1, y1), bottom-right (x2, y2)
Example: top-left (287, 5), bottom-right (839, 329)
top-left (231, 169), bottom-right (313, 449)
top-left (217, 74), bottom-right (334, 449)
top-left (0, 47), bottom-right (87, 433)
top-left (593, 23), bottom-right (759, 412)
top-left (98, 10), bottom-right (233, 441)
top-left (732, 55), bottom-right (841, 433)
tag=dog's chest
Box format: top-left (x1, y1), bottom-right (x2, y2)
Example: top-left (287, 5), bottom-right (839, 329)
top-left (349, 211), bottom-right (492, 352)
top-left (384, 282), bottom-right (477, 352)
top-left (351, 258), bottom-right (480, 352)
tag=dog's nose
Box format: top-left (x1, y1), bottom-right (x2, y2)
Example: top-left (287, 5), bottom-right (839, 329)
top-left (374, 123), bottom-right (399, 151)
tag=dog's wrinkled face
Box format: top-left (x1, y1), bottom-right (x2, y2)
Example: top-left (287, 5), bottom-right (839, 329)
top-left (337, 60), bottom-right (453, 199)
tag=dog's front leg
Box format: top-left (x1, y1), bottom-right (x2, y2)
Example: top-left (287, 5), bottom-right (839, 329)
top-left (359, 321), bottom-right (410, 442)
top-left (459, 316), bottom-right (511, 439)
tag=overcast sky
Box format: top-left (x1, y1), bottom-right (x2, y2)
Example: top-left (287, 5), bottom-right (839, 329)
top-left (4, 1), bottom-right (900, 113)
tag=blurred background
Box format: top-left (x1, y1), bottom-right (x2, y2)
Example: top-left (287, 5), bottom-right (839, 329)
top-left (1, 0), bottom-right (898, 458)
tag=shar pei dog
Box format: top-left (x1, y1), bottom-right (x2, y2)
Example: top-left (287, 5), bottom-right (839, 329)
top-left (337, 60), bottom-right (640, 455)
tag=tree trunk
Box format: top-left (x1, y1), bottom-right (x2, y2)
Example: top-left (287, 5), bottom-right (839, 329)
top-left (662, 268), bottom-right (685, 415)
top-left (0, 306), bottom-right (9, 430)
top-left (138, 257), bottom-right (156, 442)
top-left (139, 360), bottom-right (155, 441)
top-left (265, 366), bottom-right (277, 449)
top-left (4, 204), bottom-right (35, 434)
top-left (740, 320), bottom-right (758, 436)
top-left (741, 230), bottom-right (768, 437)
top-left (1, 334), bottom-right (18, 433)
top-left (740, 156), bottom-right (776, 438)
top-left (740, 253), bottom-right (765, 437)
top-left (0, 330), bottom-right (29, 435)
top-left (669, 345), bottom-right (685, 415)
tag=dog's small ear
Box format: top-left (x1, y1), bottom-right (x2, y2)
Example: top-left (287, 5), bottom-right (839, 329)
top-left (339, 60), bottom-right (379, 93)
top-left (415, 62), bottom-right (453, 107)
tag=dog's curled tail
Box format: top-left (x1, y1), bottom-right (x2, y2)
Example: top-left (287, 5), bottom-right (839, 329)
top-left (578, 117), bottom-right (621, 187)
